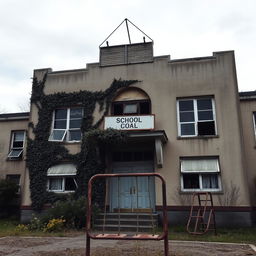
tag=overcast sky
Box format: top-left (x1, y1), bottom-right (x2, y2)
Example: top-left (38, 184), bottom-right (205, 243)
top-left (0, 0), bottom-right (255, 112)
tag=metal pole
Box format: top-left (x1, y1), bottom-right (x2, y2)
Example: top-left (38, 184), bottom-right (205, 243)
top-left (125, 18), bottom-right (131, 44)
top-left (136, 176), bottom-right (139, 235)
top-left (162, 178), bottom-right (169, 256)
top-left (99, 19), bottom-right (126, 47)
top-left (118, 177), bottom-right (121, 235)
top-left (164, 235), bottom-right (169, 256)
top-left (102, 178), bottom-right (109, 235)
top-left (86, 177), bottom-right (93, 256)
top-left (126, 18), bottom-right (154, 42)
top-left (86, 233), bottom-right (90, 256)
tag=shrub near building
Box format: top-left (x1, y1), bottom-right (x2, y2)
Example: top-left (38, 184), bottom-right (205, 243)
top-left (0, 179), bottom-right (19, 218)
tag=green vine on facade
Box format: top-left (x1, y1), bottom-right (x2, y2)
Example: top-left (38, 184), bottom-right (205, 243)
top-left (27, 76), bottom-right (138, 210)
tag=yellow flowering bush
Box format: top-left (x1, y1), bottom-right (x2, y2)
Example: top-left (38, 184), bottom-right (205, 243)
top-left (15, 224), bottom-right (29, 232)
top-left (43, 218), bottom-right (66, 232)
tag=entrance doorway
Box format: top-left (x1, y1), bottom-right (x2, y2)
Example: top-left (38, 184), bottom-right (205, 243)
top-left (110, 151), bottom-right (155, 212)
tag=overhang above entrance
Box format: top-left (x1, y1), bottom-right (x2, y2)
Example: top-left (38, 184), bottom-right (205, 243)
top-left (128, 130), bottom-right (168, 143)
top-left (128, 130), bottom-right (168, 168)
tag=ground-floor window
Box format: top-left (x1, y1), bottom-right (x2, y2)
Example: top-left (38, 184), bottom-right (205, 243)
top-left (180, 157), bottom-right (221, 192)
top-left (47, 176), bottom-right (77, 192)
top-left (46, 163), bottom-right (78, 193)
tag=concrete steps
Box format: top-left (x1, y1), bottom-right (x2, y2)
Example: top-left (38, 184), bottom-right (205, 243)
top-left (93, 213), bottom-right (159, 233)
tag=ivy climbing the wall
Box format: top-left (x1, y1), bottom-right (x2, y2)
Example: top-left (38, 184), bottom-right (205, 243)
top-left (27, 76), bottom-right (138, 211)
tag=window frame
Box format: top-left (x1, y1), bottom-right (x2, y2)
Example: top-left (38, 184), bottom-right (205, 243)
top-left (112, 100), bottom-right (151, 116)
top-left (177, 97), bottom-right (217, 137)
top-left (47, 176), bottom-right (78, 193)
top-left (253, 112), bottom-right (256, 139)
top-left (49, 107), bottom-right (83, 142)
top-left (180, 157), bottom-right (221, 192)
top-left (7, 130), bottom-right (25, 159)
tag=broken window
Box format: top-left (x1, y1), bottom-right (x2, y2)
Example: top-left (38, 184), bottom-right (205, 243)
top-left (177, 98), bottom-right (216, 137)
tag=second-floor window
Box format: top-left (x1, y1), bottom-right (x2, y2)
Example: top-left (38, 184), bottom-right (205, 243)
top-left (112, 100), bottom-right (150, 115)
top-left (49, 108), bottom-right (83, 142)
top-left (177, 98), bottom-right (216, 137)
top-left (8, 131), bottom-right (25, 159)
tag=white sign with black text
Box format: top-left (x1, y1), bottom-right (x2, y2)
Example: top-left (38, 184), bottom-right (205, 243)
top-left (104, 115), bottom-right (155, 130)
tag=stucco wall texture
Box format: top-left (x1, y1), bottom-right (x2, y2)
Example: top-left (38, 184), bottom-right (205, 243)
top-left (21, 50), bottom-right (251, 208)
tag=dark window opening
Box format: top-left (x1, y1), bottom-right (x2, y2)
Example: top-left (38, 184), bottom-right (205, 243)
top-left (134, 151), bottom-right (143, 161)
top-left (112, 100), bottom-right (151, 116)
top-left (144, 151), bottom-right (154, 161)
top-left (113, 152), bottom-right (122, 161)
top-left (65, 177), bottom-right (77, 191)
top-left (123, 151), bottom-right (133, 161)
top-left (183, 173), bottom-right (200, 189)
top-left (198, 121), bottom-right (215, 136)
top-left (139, 102), bottom-right (150, 114)
top-left (113, 103), bottom-right (123, 115)
top-left (13, 141), bottom-right (24, 148)
top-left (112, 151), bottom-right (154, 162)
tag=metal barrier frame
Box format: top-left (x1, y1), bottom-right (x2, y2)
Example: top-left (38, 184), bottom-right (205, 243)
top-left (86, 172), bottom-right (169, 256)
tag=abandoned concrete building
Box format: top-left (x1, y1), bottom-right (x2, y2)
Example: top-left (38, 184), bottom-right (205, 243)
top-left (0, 25), bottom-right (255, 227)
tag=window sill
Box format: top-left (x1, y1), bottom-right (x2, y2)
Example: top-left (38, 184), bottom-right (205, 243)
top-left (48, 141), bottom-right (81, 144)
top-left (6, 157), bottom-right (23, 161)
top-left (47, 190), bottom-right (75, 193)
top-left (177, 135), bottom-right (219, 140)
top-left (180, 190), bottom-right (223, 194)
top-left (62, 141), bottom-right (81, 145)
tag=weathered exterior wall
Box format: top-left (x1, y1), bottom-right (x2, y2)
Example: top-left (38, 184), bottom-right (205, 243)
top-left (0, 118), bottom-right (28, 198)
top-left (240, 99), bottom-right (256, 206)
top-left (26, 50), bottom-right (251, 210)
top-left (11, 42), bottom-right (254, 226)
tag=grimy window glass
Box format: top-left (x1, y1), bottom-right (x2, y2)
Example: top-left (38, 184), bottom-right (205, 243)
top-left (50, 108), bottom-right (83, 142)
top-left (8, 131), bottom-right (25, 159)
top-left (178, 98), bottom-right (216, 137)
top-left (181, 158), bottom-right (221, 191)
top-left (112, 100), bottom-right (151, 116)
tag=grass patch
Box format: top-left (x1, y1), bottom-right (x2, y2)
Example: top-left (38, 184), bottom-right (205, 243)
top-left (169, 225), bottom-right (256, 245)
top-left (0, 218), bottom-right (19, 236)
top-left (0, 219), bottom-right (255, 245)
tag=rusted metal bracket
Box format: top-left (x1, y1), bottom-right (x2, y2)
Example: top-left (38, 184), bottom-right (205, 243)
top-left (187, 192), bottom-right (217, 235)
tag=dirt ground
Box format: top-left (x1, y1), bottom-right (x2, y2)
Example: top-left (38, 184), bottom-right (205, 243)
top-left (0, 236), bottom-right (255, 256)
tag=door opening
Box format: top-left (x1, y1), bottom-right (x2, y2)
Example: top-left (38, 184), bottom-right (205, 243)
top-left (110, 150), bottom-right (155, 212)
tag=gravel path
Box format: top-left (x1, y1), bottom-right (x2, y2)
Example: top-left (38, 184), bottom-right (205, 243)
top-left (0, 236), bottom-right (255, 256)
